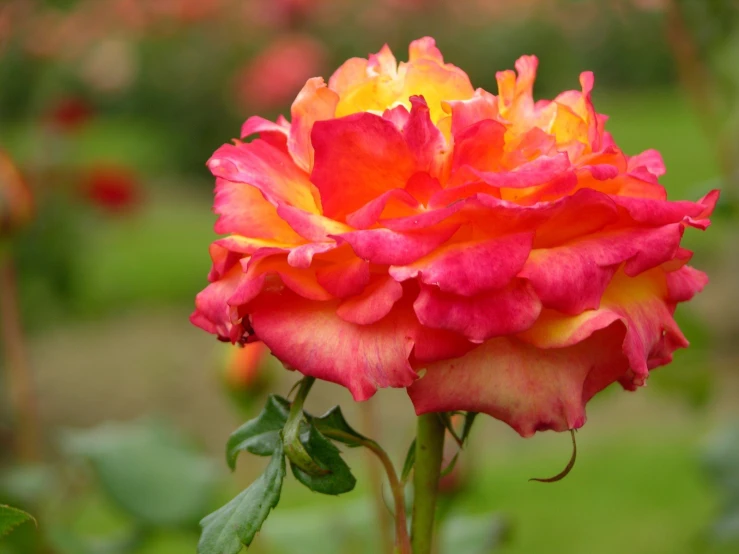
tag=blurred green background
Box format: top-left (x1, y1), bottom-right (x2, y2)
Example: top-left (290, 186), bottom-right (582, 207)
top-left (1, 1), bottom-right (739, 553)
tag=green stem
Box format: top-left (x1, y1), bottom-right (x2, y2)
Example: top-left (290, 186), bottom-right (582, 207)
top-left (411, 413), bottom-right (445, 554)
top-left (0, 251), bottom-right (41, 462)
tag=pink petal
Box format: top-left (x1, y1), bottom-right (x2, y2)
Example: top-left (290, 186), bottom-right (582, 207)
top-left (449, 119), bottom-right (506, 187)
top-left (191, 265), bottom-right (247, 342)
top-left (446, 89), bottom-right (499, 136)
top-left (316, 256), bottom-right (371, 298)
top-left (408, 325), bottom-right (627, 437)
top-left (249, 291), bottom-right (418, 400)
top-left (311, 112), bottom-right (417, 219)
top-left (390, 232), bottom-right (534, 296)
top-left (345, 189), bottom-right (420, 230)
top-left (403, 96), bottom-right (449, 179)
top-left (519, 224), bottom-right (686, 314)
top-left (240, 115), bottom-right (289, 149)
top-left (414, 279), bottom-right (542, 342)
top-left (666, 265), bottom-right (709, 303)
top-left (288, 77), bottom-right (339, 171)
top-left (466, 153), bottom-right (571, 189)
top-left (212, 177), bottom-right (303, 242)
top-left (335, 224), bottom-right (459, 266)
top-left (336, 276), bottom-right (404, 325)
top-left (276, 205), bottom-right (352, 242)
top-left (208, 139), bottom-right (318, 213)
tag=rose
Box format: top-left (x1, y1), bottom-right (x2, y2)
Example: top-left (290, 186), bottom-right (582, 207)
top-left (191, 38), bottom-right (717, 437)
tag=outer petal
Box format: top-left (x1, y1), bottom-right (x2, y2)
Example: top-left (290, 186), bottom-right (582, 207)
top-left (666, 265), bottom-right (708, 303)
top-left (336, 276), bottom-right (404, 325)
top-left (240, 115), bottom-right (289, 149)
top-left (518, 268), bottom-right (689, 385)
top-left (446, 89), bottom-right (499, 136)
top-left (389, 232), bottom-right (534, 296)
top-left (316, 256), bottom-right (370, 298)
top-left (213, 177), bottom-right (303, 242)
top-left (208, 139), bottom-right (318, 213)
top-left (408, 325), bottom-right (628, 437)
top-left (399, 38), bottom-right (474, 123)
top-left (249, 291), bottom-right (418, 400)
top-left (311, 113), bottom-right (416, 219)
top-left (335, 224), bottom-right (459, 266)
top-left (414, 279), bottom-right (542, 343)
top-left (403, 96), bottom-right (449, 179)
top-left (288, 77), bottom-right (339, 172)
top-left (191, 265), bottom-right (247, 342)
top-left (519, 224), bottom-right (686, 314)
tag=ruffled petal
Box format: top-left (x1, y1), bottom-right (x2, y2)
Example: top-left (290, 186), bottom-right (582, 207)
top-left (408, 324), bottom-right (627, 437)
top-left (519, 224), bottom-right (686, 314)
top-left (208, 139), bottom-right (319, 213)
top-left (316, 256), bottom-right (370, 298)
top-left (399, 38), bottom-right (475, 123)
top-left (213, 177), bottom-right (304, 243)
top-left (336, 276), bottom-right (404, 325)
top-left (250, 291), bottom-right (418, 400)
top-left (240, 115), bottom-right (289, 149)
top-left (413, 279), bottom-right (542, 342)
top-left (311, 112), bottom-right (417, 219)
top-left (288, 77), bottom-right (339, 171)
top-left (403, 96), bottom-right (450, 179)
top-left (335, 224), bottom-right (459, 266)
top-left (389, 232), bottom-right (533, 296)
top-left (666, 265), bottom-right (708, 303)
top-left (191, 265), bottom-right (247, 342)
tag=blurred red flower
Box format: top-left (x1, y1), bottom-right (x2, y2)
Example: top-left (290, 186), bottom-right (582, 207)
top-left (79, 165), bottom-right (142, 214)
top-left (47, 97), bottom-right (94, 133)
top-left (0, 150), bottom-right (33, 237)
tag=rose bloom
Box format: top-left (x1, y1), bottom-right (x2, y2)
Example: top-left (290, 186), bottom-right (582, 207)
top-left (192, 38), bottom-right (718, 437)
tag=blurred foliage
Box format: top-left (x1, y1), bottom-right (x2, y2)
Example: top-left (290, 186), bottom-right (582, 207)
top-left (0, 1), bottom-right (736, 554)
top-left (701, 423), bottom-right (739, 551)
top-left (61, 420), bottom-right (219, 528)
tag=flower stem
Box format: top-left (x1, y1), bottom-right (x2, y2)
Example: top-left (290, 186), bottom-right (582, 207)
top-left (362, 440), bottom-right (411, 554)
top-left (359, 401), bottom-right (393, 554)
top-left (411, 413), bottom-right (445, 554)
top-left (0, 251), bottom-right (41, 462)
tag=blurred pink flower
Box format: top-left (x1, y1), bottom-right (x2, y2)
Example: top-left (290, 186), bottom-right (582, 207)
top-left (234, 34), bottom-right (327, 111)
top-left (245, 0), bottom-right (322, 29)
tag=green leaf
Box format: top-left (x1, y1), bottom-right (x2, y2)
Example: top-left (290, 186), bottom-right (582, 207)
top-left (441, 412), bottom-right (478, 478)
top-left (226, 395), bottom-right (291, 469)
top-left (62, 420), bottom-right (218, 527)
top-left (438, 413), bottom-right (463, 447)
top-left (401, 438), bottom-right (416, 483)
top-left (282, 379), bottom-right (327, 477)
top-left (312, 406), bottom-right (367, 448)
top-left (198, 443), bottom-right (285, 554)
top-left (0, 504), bottom-right (36, 538)
top-left (290, 425), bottom-right (356, 496)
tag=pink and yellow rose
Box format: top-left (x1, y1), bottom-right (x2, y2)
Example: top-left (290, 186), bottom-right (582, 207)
top-left (192, 38), bottom-right (717, 437)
